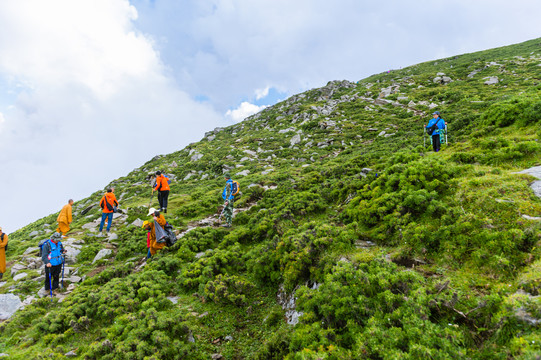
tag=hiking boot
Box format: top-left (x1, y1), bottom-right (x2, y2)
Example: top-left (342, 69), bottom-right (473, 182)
top-left (163, 208), bottom-right (167, 214)
top-left (0, 273), bottom-right (3, 280)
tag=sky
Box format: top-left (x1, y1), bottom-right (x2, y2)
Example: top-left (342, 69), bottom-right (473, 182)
top-left (1, 0), bottom-right (540, 232)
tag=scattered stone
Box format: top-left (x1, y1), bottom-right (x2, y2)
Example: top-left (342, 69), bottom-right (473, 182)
top-left (107, 233), bottom-right (119, 241)
top-left (0, 294), bottom-right (22, 320)
top-left (13, 273), bottom-right (28, 282)
top-left (131, 218), bottom-right (144, 227)
top-left (236, 170), bottom-right (250, 177)
top-left (224, 335), bottom-right (233, 342)
top-left (64, 246), bottom-right (81, 265)
top-left (378, 131), bottom-right (386, 137)
top-left (29, 230), bottom-right (39, 237)
top-left (23, 247), bottom-right (40, 255)
top-left (522, 215), bottom-right (541, 221)
top-left (69, 276), bottom-right (82, 283)
top-left (211, 354), bottom-right (223, 360)
top-left (484, 76), bottom-right (499, 85)
top-left (65, 351), bottom-right (77, 357)
top-left (10, 264), bottom-right (26, 277)
top-left (167, 296), bottom-right (179, 304)
top-left (277, 285), bottom-right (303, 325)
top-left (190, 152), bottom-right (203, 162)
top-left (199, 312), bottom-right (209, 318)
top-left (92, 249), bottom-right (113, 264)
top-left (290, 134), bottom-right (302, 146)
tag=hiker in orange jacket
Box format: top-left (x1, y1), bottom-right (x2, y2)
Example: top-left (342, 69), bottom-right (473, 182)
top-left (99, 188), bottom-right (119, 233)
top-left (154, 171), bottom-right (170, 213)
top-left (0, 227), bottom-right (7, 279)
top-left (142, 208), bottom-right (167, 256)
top-left (56, 199), bottom-right (74, 235)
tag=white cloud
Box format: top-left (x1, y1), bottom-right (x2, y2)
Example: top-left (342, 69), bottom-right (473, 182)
top-left (0, 0), bottom-right (223, 231)
top-left (225, 102), bottom-right (267, 123)
top-left (255, 86), bottom-right (270, 100)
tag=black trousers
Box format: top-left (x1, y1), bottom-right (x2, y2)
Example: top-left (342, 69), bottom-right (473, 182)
top-left (45, 264), bottom-right (62, 290)
top-left (158, 190), bottom-right (169, 210)
top-left (432, 134), bottom-right (441, 152)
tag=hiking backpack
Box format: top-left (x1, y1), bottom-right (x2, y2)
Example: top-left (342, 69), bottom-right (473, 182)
top-left (1, 233), bottom-right (7, 252)
top-left (38, 239), bottom-right (48, 257)
top-left (163, 223), bottom-right (177, 247)
top-left (231, 180), bottom-right (240, 197)
top-left (426, 119), bottom-right (443, 135)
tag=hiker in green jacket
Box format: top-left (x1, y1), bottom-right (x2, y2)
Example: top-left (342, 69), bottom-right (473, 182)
top-left (221, 173), bottom-right (235, 228)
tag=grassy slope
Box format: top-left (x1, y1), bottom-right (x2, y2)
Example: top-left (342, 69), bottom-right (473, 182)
top-left (0, 38), bottom-right (540, 359)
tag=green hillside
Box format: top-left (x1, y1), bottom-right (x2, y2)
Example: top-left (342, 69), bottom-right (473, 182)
top-left (1, 38), bottom-right (541, 359)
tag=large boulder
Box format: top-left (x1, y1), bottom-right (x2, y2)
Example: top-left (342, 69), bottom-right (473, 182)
top-left (92, 249), bottom-right (113, 264)
top-left (0, 294), bottom-right (22, 320)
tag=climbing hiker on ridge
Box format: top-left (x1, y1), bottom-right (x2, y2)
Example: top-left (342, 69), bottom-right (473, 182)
top-left (143, 208), bottom-right (167, 257)
top-left (220, 172), bottom-right (237, 228)
top-left (154, 171), bottom-right (170, 214)
top-left (56, 199), bottom-right (73, 235)
top-left (0, 227), bottom-right (8, 280)
top-left (99, 188), bottom-right (119, 233)
top-left (424, 111), bottom-right (447, 152)
top-left (42, 232), bottom-right (66, 294)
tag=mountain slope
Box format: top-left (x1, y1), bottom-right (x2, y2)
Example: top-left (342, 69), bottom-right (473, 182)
top-left (1, 38), bottom-right (541, 359)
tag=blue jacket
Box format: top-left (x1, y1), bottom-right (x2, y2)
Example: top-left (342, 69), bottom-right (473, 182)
top-left (41, 240), bottom-right (64, 266)
top-left (426, 117), bottom-right (446, 135)
top-left (222, 179), bottom-right (234, 201)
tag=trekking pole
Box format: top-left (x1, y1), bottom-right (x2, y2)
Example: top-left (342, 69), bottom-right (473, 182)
top-left (218, 205), bottom-right (226, 222)
top-left (61, 255), bottom-right (65, 289)
top-left (445, 124), bottom-right (448, 145)
top-left (48, 268), bottom-right (53, 302)
top-left (423, 126), bottom-right (426, 148)
top-left (148, 189), bottom-right (154, 208)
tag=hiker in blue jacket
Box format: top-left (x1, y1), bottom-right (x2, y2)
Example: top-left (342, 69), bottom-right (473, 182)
top-left (425, 111), bottom-right (447, 152)
top-left (41, 232), bottom-right (66, 293)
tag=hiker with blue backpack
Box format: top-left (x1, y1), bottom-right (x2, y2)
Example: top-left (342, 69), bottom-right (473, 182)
top-left (41, 232), bottom-right (66, 294)
top-left (424, 111), bottom-right (447, 152)
top-left (154, 171), bottom-right (171, 214)
top-left (221, 173), bottom-right (239, 228)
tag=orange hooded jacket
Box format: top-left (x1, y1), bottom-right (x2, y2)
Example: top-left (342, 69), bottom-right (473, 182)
top-left (100, 192), bottom-right (118, 214)
top-left (154, 175), bottom-right (170, 192)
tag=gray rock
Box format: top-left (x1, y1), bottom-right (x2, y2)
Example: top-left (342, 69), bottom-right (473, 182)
top-left (516, 166), bottom-right (541, 199)
top-left (23, 247), bottom-right (40, 255)
top-left (13, 273), bottom-right (28, 282)
top-left (378, 131), bottom-right (386, 137)
top-left (131, 218), bottom-right (144, 227)
top-left (64, 246), bottom-right (81, 265)
top-left (10, 264), bottom-right (26, 277)
top-left (484, 76), bottom-right (499, 85)
top-left (167, 296), bottom-right (179, 304)
top-left (190, 152), bottom-right (203, 162)
top-left (290, 134), bottom-right (302, 146)
top-left (522, 215), bottom-right (541, 221)
top-left (0, 294), bottom-right (22, 320)
top-left (236, 170), bottom-right (250, 177)
top-left (37, 288), bottom-right (49, 298)
top-left (224, 335), bottom-right (233, 342)
top-left (207, 135), bottom-right (216, 141)
top-left (107, 233), bottom-right (119, 241)
top-left (69, 276), bottom-right (82, 283)
top-left (243, 149), bottom-right (258, 157)
top-left (29, 230), bottom-right (39, 237)
top-left (92, 249), bottom-right (113, 264)
top-left (82, 221), bottom-right (99, 230)
top-left (278, 127), bottom-right (296, 134)
top-left (65, 351), bottom-right (77, 357)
